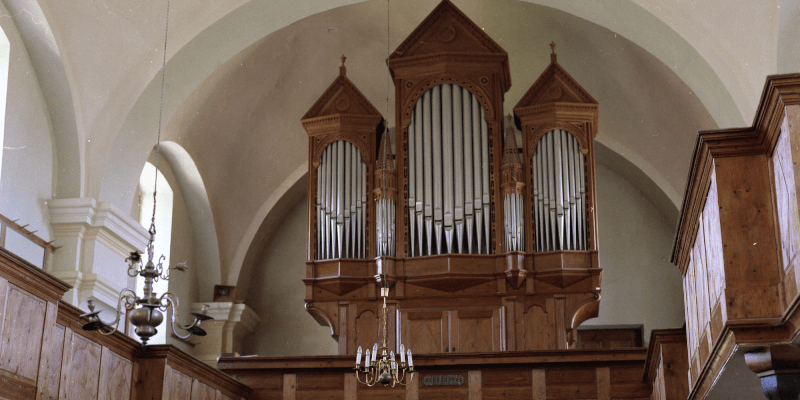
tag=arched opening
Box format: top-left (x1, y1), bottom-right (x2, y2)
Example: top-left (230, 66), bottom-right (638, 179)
top-left (136, 161), bottom-right (174, 345)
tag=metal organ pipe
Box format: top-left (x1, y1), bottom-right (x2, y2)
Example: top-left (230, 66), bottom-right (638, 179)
top-left (432, 85), bottom-right (443, 255)
top-left (315, 140), bottom-right (367, 260)
top-left (407, 84), bottom-right (491, 256)
top-left (453, 87), bottom-right (465, 254)
top-left (442, 84), bottom-right (455, 254)
top-left (531, 129), bottom-right (587, 252)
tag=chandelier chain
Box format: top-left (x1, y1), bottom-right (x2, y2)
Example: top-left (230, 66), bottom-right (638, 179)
top-left (150, 0), bottom-right (171, 236)
top-left (381, 0), bottom-right (389, 288)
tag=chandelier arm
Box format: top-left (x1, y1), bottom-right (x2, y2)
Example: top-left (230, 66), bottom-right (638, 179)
top-left (89, 290), bottom-right (138, 336)
top-left (161, 291), bottom-right (201, 331)
top-left (161, 293), bottom-right (191, 340)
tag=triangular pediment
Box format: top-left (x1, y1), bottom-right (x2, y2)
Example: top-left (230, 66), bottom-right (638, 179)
top-left (514, 62), bottom-right (597, 110)
top-left (390, 0), bottom-right (507, 59)
top-left (303, 73), bottom-right (382, 121)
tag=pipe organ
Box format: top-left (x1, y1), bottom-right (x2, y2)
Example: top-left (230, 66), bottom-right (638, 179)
top-left (532, 129), bottom-right (587, 252)
top-left (302, 0), bottom-right (602, 355)
top-left (407, 84), bottom-right (491, 256)
top-left (316, 140), bottom-right (368, 259)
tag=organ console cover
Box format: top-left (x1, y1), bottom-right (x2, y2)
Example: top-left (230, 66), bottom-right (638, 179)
top-left (301, 0), bottom-right (601, 355)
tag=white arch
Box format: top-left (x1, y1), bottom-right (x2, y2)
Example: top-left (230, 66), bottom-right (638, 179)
top-left (4, 0), bottom-right (83, 198)
top-left (231, 163), bottom-right (306, 292)
top-left (159, 142), bottom-right (221, 302)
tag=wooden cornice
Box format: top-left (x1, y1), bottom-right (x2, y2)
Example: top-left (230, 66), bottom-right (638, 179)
top-left (218, 348), bottom-right (646, 373)
top-left (0, 247), bottom-right (70, 304)
top-left (671, 73), bottom-right (800, 274)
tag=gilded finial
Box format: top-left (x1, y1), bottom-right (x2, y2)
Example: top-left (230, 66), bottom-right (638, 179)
top-left (506, 114), bottom-right (514, 133)
top-left (340, 55), bottom-right (347, 76)
top-left (550, 42), bottom-right (557, 63)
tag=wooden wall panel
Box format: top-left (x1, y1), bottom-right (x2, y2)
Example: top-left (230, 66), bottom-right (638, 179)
top-left (60, 331), bottom-right (102, 400)
top-left (522, 305), bottom-right (550, 350)
top-left (164, 366), bottom-right (194, 399)
top-left (191, 380), bottom-right (216, 400)
top-left (482, 368), bottom-right (530, 400)
top-left (546, 368), bottom-right (596, 399)
top-left (215, 389), bottom-right (235, 400)
top-left (400, 310), bottom-right (446, 354)
top-left (453, 309), bottom-right (500, 353)
top-left (353, 310), bottom-right (379, 355)
top-left (0, 284), bottom-right (47, 383)
top-left (97, 347), bottom-right (132, 400)
top-left (37, 307), bottom-right (64, 400)
top-left (296, 372), bottom-right (343, 400)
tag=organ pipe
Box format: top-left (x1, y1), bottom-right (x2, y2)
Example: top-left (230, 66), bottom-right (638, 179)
top-left (375, 131), bottom-right (397, 257)
top-left (501, 115), bottom-right (524, 252)
top-left (316, 140), bottom-right (368, 259)
top-left (531, 129), bottom-right (587, 252)
top-left (407, 84), bottom-right (492, 256)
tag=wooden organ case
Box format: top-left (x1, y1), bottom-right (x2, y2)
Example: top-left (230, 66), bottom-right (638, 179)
top-left (302, 0), bottom-right (602, 356)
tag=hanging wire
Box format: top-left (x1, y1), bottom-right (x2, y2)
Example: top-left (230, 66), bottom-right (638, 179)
top-left (381, 0), bottom-right (390, 289)
top-left (149, 0), bottom-right (172, 242)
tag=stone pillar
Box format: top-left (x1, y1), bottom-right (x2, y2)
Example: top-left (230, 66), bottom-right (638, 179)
top-left (746, 344), bottom-right (800, 400)
top-left (48, 198), bottom-right (147, 312)
top-left (191, 302), bottom-right (260, 366)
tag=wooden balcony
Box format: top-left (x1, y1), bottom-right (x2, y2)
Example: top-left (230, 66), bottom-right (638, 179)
top-left (672, 72), bottom-right (800, 399)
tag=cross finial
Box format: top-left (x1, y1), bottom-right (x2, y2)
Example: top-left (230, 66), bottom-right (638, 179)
top-left (550, 42), bottom-right (557, 63)
top-left (340, 55), bottom-right (347, 76)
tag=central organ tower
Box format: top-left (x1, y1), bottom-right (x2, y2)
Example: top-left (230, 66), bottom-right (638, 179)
top-left (302, 0), bottom-right (601, 355)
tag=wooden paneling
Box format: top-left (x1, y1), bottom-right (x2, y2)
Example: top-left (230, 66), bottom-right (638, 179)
top-left (0, 284), bottom-right (47, 383)
top-left (165, 366), bottom-right (194, 399)
top-left (0, 240), bottom-right (250, 400)
top-left (400, 310), bottom-right (446, 354)
top-left (522, 305), bottom-right (550, 350)
top-left (60, 331), bottom-right (102, 400)
top-left (399, 308), bottom-right (503, 354)
top-left (353, 310), bottom-right (379, 354)
top-left (453, 309), bottom-right (501, 353)
top-left (577, 326), bottom-right (643, 349)
top-left (215, 390), bottom-right (235, 400)
top-left (645, 329), bottom-right (689, 400)
top-left (191, 380), bottom-right (216, 400)
top-left (36, 318), bottom-right (64, 400)
top-left (97, 347), bottom-right (132, 400)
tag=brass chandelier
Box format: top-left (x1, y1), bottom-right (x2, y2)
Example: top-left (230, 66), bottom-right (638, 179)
top-left (80, 0), bottom-right (212, 348)
top-left (353, 0), bottom-right (414, 386)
